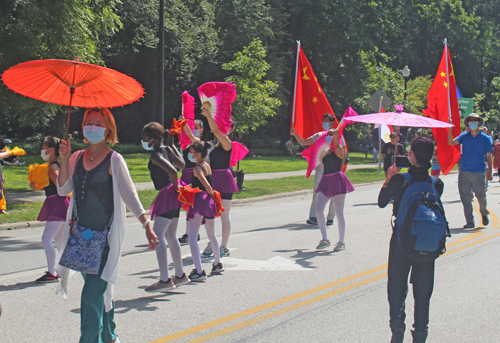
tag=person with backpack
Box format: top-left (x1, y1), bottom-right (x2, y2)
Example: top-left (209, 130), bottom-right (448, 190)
top-left (378, 136), bottom-right (448, 343)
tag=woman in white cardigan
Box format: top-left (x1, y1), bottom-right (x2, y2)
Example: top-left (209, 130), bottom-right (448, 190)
top-left (57, 107), bottom-right (157, 343)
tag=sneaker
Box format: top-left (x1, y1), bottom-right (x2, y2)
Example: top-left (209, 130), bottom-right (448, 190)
top-left (178, 234), bottom-right (201, 245)
top-left (220, 245), bottom-right (230, 257)
top-left (188, 269), bottom-right (207, 281)
top-left (178, 234), bottom-right (189, 245)
top-left (326, 219), bottom-right (334, 226)
top-left (316, 239), bottom-right (331, 249)
top-left (0, 210), bottom-right (8, 215)
top-left (145, 279), bottom-right (176, 292)
top-left (482, 215), bottom-right (489, 226)
top-left (306, 217), bottom-right (318, 225)
top-left (333, 242), bottom-right (345, 251)
top-left (463, 223), bottom-right (475, 229)
top-left (202, 242), bottom-right (213, 256)
top-left (171, 273), bottom-right (191, 287)
top-left (36, 271), bottom-right (59, 283)
top-left (211, 262), bottom-right (224, 273)
top-left (19, 162), bottom-right (25, 166)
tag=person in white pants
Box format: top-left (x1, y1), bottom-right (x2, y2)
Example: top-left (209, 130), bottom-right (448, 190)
top-left (290, 113), bottom-right (345, 226)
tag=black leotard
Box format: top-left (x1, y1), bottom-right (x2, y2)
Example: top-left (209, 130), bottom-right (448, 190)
top-left (148, 146), bottom-right (173, 190)
top-left (209, 144), bottom-right (232, 169)
top-left (322, 151), bottom-right (343, 174)
top-left (44, 161), bottom-right (60, 197)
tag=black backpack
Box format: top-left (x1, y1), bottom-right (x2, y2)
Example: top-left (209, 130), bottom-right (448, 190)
top-left (393, 173), bottom-right (450, 263)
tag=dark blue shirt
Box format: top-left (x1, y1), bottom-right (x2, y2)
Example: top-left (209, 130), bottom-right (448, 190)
top-left (456, 131), bottom-right (493, 172)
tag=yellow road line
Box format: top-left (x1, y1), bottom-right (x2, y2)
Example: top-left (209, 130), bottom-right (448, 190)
top-left (150, 211), bottom-right (500, 343)
top-left (188, 273), bottom-right (388, 343)
top-left (148, 265), bottom-right (387, 343)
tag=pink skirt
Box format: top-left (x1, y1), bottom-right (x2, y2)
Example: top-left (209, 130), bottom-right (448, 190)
top-left (187, 191), bottom-right (218, 220)
top-left (150, 180), bottom-right (186, 219)
top-left (212, 169), bottom-right (238, 193)
top-left (37, 194), bottom-right (70, 222)
top-left (316, 172), bottom-right (354, 198)
top-left (180, 167), bottom-right (194, 184)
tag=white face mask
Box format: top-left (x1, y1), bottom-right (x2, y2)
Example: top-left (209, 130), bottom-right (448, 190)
top-left (41, 149), bottom-right (50, 161)
top-left (141, 139), bottom-right (154, 151)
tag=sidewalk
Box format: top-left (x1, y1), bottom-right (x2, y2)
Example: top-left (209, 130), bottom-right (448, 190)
top-left (5, 163), bottom-right (380, 204)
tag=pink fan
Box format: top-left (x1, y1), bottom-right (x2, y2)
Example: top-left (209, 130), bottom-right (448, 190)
top-left (179, 91), bottom-right (195, 150)
top-left (230, 141), bottom-right (249, 167)
top-left (338, 107), bottom-right (358, 139)
top-left (301, 131), bottom-right (333, 178)
top-left (197, 82), bottom-right (236, 135)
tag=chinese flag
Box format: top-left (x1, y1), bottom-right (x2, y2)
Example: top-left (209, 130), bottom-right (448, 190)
top-left (423, 45), bottom-right (461, 175)
top-left (291, 45), bottom-right (337, 138)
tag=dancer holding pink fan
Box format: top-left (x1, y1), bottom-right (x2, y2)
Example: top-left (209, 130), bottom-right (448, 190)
top-left (198, 82), bottom-right (237, 257)
top-left (303, 128), bottom-right (354, 251)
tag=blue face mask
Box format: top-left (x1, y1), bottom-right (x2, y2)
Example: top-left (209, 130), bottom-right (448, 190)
top-left (193, 129), bottom-right (199, 137)
top-left (84, 126), bottom-right (106, 144)
top-left (322, 122), bottom-right (330, 130)
top-left (468, 121), bottom-right (478, 130)
top-left (141, 139), bottom-right (154, 151)
top-left (326, 135), bottom-right (333, 146)
top-left (188, 152), bottom-right (196, 163)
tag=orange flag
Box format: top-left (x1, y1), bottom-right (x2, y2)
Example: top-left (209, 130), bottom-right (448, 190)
top-left (291, 43), bottom-right (338, 138)
top-left (423, 42), bottom-right (461, 175)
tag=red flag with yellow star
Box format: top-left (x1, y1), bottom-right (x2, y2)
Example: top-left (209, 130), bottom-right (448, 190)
top-left (423, 44), bottom-right (461, 175)
top-left (291, 44), bottom-right (337, 138)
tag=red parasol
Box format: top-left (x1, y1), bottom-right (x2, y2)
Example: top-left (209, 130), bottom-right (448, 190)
top-left (2, 58), bottom-right (144, 138)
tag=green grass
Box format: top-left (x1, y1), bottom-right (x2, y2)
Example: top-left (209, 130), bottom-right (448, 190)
top-left (0, 202), bottom-right (43, 224)
top-left (2, 152), bottom-right (377, 194)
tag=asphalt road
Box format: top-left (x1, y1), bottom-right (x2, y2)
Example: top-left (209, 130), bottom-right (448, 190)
top-left (1, 172), bottom-right (500, 342)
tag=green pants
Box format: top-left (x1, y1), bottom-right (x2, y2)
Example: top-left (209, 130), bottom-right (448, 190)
top-left (80, 246), bottom-right (117, 343)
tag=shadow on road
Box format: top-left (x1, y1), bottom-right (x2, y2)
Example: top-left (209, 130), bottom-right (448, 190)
top-left (273, 248), bottom-right (334, 269)
top-left (0, 236), bottom-right (44, 252)
top-left (0, 281), bottom-right (45, 292)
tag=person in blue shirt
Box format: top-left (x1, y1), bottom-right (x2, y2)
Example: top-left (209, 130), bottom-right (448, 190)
top-left (448, 113), bottom-right (493, 228)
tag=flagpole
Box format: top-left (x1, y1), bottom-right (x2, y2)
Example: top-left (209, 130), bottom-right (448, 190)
top-left (291, 41), bottom-right (300, 127)
top-left (378, 91), bottom-right (383, 176)
top-left (444, 38), bottom-right (452, 122)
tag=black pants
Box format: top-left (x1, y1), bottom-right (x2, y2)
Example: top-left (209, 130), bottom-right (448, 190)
top-left (387, 234), bottom-right (435, 332)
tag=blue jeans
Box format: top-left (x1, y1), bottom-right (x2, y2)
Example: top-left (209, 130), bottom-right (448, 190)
top-left (80, 246), bottom-right (117, 343)
top-left (458, 171), bottom-right (489, 225)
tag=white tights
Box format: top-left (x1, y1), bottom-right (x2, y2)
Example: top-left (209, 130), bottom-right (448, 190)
top-left (42, 221), bottom-right (65, 275)
top-left (153, 217), bottom-right (184, 281)
top-left (220, 199), bottom-right (231, 247)
top-left (315, 193), bottom-right (346, 243)
top-left (188, 215), bottom-right (220, 273)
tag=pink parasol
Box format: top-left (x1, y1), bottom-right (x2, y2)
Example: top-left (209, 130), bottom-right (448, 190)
top-left (178, 91), bottom-right (195, 150)
top-left (344, 104), bottom-right (453, 128)
top-left (197, 82), bottom-right (236, 135)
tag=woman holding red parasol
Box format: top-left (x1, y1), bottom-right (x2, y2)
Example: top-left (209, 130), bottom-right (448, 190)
top-left (57, 107), bottom-right (157, 343)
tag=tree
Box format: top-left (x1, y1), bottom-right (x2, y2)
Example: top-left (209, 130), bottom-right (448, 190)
top-left (0, 0), bottom-right (122, 137)
top-left (223, 39), bottom-right (281, 133)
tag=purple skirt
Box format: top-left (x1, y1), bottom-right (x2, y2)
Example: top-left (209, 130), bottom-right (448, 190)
top-left (212, 169), bottom-right (238, 193)
top-left (180, 167), bottom-right (194, 184)
top-left (316, 172), bottom-right (354, 198)
top-left (187, 191), bottom-right (218, 220)
top-left (150, 180), bottom-right (187, 220)
top-left (37, 194), bottom-right (70, 222)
